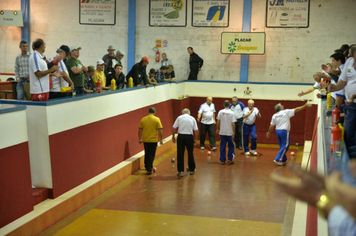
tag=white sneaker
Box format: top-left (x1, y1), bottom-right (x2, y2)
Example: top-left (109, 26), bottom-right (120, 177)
top-left (251, 150), bottom-right (257, 155)
top-left (200, 147), bottom-right (205, 150)
top-left (274, 160), bottom-right (286, 166)
top-left (245, 151), bottom-right (250, 155)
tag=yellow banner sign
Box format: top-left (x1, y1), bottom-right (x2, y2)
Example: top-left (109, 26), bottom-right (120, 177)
top-left (221, 32), bottom-right (265, 54)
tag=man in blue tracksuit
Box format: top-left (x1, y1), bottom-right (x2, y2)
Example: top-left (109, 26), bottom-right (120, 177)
top-left (266, 102), bottom-right (312, 165)
top-left (242, 100), bottom-right (261, 155)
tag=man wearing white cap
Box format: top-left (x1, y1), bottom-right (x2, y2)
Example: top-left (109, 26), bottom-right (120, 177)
top-left (66, 46), bottom-right (88, 94)
top-left (93, 59), bottom-right (110, 90)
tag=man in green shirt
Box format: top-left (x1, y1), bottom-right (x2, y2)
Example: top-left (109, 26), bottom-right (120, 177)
top-left (66, 46), bottom-right (88, 94)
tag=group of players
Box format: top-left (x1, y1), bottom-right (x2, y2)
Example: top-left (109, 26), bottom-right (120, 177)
top-left (138, 96), bottom-right (312, 176)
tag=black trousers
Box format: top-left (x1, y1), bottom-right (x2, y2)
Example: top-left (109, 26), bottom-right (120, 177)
top-left (234, 118), bottom-right (243, 148)
top-left (188, 69), bottom-right (199, 80)
top-left (177, 134), bottom-right (195, 172)
top-left (200, 123), bottom-right (216, 148)
top-left (144, 142), bottom-right (158, 172)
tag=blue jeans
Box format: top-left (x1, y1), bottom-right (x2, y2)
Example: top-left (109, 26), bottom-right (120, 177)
top-left (219, 135), bottom-right (235, 163)
top-left (16, 78), bottom-right (29, 100)
top-left (344, 103), bottom-right (356, 155)
top-left (74, 87), bottom-right (84, 94)
top-left (243, 123), bottom-right (257, 152)
top-left (275, 130), bottom-right (290, 162)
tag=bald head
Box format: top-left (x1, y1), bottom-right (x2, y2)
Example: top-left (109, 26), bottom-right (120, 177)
top-left (206, 96), bottom-right (213, 105)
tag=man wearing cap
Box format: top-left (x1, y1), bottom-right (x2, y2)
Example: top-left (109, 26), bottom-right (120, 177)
top-left (29, 38), bottom-right (60, 101)
top-left (49, 48), bottom-right (74, 99)
top-left (115, 50), bottom-right (124, 66)
top-left (266, 102), bottom-right (311, 165)
top-left (93, 59), bottom-right (110, 90)
top-left (126, 56), bottom-right (150, 87)
top-left (59, 45), bottom-right (70, 66)
top-left (147, 68), bottom-right (158, 86)
top-left (66, 46), bottom-right (88, 94)
top-left (102, 45), bottom-right (116, 77)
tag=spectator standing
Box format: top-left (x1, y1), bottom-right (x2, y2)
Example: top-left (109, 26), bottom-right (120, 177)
top-left (102, 45), bottom-right (116, 77)
top-left (161, 53), bottom-right (172, 67)
top-left (115, 50), bottom-right (124, 66)
top-left (172, 108), bottom-right (199, 177)
top-left (84, 66), bottom-right (95, 93)
top-left (29, 38), bottom-right (59, 101)
top-left (266, 102), bottom-right (311, 165)
top-left (242, 99), bottom-right (261, 155)
top-left (187, 47), bottom-right (203, 80)
top-left (126, 56), bottom-right (150, 87)
top-left (14, 41), bottom-right (30, 100)
top-left (93, 59), bottom-right (110, 90)
top-left (138, 107), bottom-right (163, 175)
top-left (66, 46), bottom-right (88, 95)
top-left (106, 64), bottom-right (126, 89)
top-left (197, 96), bottom-right (217, 151)
top-left (230, 96), bottom-right (245, 150)
top-left (59, 45), bottom-right (71, 66)
top-left (216, 100), bottom-right (237, 165)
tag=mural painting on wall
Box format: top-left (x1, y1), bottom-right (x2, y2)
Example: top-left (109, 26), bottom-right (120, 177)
top-left (192, 0), bottom-right (230, 27)
top-left (79, 0), bottom-right (116, 25)
top-left (266, 0), bottom-right (310, 28)
top-left (149, 0), bottom-right (187, 27)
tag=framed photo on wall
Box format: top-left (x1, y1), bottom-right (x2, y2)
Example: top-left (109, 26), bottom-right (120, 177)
top-left (192, 0), bottom-right (230, 27)
top-left (79, 0), bottom-right (116, 25)
top-left (266, 0), bottom-right (310, 28)
top-left (149, 0), bottom-right (187, 27)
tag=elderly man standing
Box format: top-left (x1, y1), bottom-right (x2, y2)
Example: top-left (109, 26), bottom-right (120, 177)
top-left (66, 46), bottom-right (88, 94)
top-left (139, 107), bottom-right (163, 175)
top-left (197, 96), bottom-right (217, 151)
top-left (266, 102), bottom-right (311, 165)
top-left (14, 40), bottom-right (30, 100)
top-left (172, 108), bottom-right (199, 177)
top-left (242, 99), bottom-right (261, 155)
top-left (230, 96), bottom-right (245, 150)
top-left (216, 100), bottom-right (237, 165)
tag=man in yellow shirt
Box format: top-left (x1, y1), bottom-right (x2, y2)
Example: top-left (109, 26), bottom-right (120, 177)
top-left (93, 59), bottom-right (110, 90)
top-left (139, 107), bottom-right (163, 175)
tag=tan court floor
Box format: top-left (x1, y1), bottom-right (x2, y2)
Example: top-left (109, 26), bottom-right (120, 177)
top-left (40, 143), bottom-right (302, 236)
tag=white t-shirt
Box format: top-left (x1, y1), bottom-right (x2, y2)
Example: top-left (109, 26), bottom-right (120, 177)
top-left (49, 54), bottom-right (69, 92)
top-left (339, 58), bottom-right (356, 103)
top-left (173, 114), bottom-right (198, 135)
top-left (243, 107), bottom-right (259, 125)
top-left (198, 102), bottom-right (216, 124)
top-left (29, 51), bottom-right (50, 94)
top-left (270, 109), bottom-right (295, 131)
top-left (217, 108), bottom-right (237, 136)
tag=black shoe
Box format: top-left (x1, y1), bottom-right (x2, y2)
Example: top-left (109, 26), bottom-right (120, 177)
top-left (146, 171), bottom-right (152, 175)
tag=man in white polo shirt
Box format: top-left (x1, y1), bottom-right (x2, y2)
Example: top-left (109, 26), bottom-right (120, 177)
top-left (172, 108), bottom-right (199, 177)
top-left (266, 102), bottom-right (311, 165)
top-left (329, 45), bottom-right (356, 157)
top-left (29, 38), bottom-right (60, 101)
top-left (216, 100), bottom-right (237, 165)
top-left (197, 96), bottom-right (217, 151)
top-left (242, 99), bottom-right (261, 155)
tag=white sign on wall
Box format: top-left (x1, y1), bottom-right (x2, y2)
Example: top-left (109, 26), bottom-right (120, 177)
top-left (221, 32), bottom-right (265, 55)
top-left (266, 0), bottom-right (310, 28)
top-left (79, 0), bottom-right (116, 25)
top-left (149, 0), bottom-right (187, 27)
top-left (0, 10), bottom-right (23, 27)
top-left (192, 0), bottom-right (229, 27)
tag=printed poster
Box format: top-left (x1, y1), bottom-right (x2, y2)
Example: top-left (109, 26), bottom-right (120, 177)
top-left (221, 32), bottom-right (265, 55)
top-left (266, 0), bottom-right (310, 28)
top-left (192, 0), bottom-right (229, 27)
top-left (149, 0), bottom-right (187, 27)
top-left (80, 0), bottom-right (116, 25)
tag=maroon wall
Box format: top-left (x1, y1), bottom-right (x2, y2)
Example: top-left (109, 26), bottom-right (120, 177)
top-left (0, 142), bottom-right (33, 228)
top-left (48, 100), bottom-right (174, 198)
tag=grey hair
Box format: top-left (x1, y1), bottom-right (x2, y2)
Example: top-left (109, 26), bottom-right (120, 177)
top-left (182, 108), bottom-right (190, 115)
top-left (274, 103), bottom-right (283, 112)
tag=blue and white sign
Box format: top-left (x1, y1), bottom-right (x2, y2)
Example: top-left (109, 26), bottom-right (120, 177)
top-left (192, 0), bottom-right (229, 27)
top-left (266, 0), bottom-right (310, 28)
